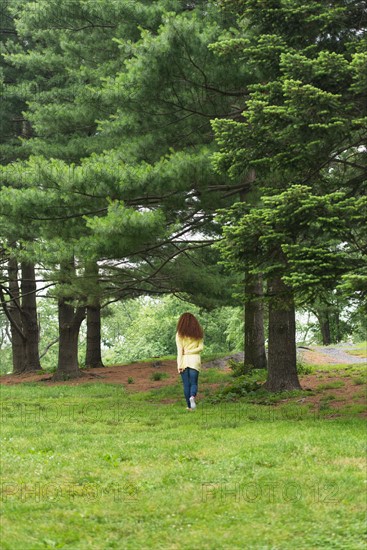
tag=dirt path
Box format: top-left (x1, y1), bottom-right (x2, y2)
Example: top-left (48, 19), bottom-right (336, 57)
top-left (298, 346), bottom-right (366, 365)
top-left (312, 346), bottom-right (366, 363)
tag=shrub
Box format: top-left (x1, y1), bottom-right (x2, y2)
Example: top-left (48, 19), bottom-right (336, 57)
top-left (150, 372), bottom-right (169, 381)
top-left (208, 375), bottom-right (263, 403)
top-left (228, 359), bottom-right (251, 377)
top-left (296, 359), bottom-right (313, 375)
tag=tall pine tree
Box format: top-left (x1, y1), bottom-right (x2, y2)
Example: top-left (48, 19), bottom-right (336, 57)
top-left (212, 0), bottom-right (366, 390)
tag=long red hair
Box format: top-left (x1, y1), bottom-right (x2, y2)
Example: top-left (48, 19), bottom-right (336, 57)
top-left (177, 312), bottom-right (204, 339)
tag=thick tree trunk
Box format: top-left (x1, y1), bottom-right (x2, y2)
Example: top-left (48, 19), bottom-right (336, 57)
top-left (334, 311), bottom-right (342, 343)
top-left (313, 306), bottom-right (333, 345)
top-left (85, 305), bottom-right (104, 368)
top-left (244, 273), bottom-right (267, 369)
top-left (314, 307), bottom-right (332, 345)
top-left (84, 261), bottom-right (104, 368)
top-left (320, 315), bottom-right (331, 346)
top-left (240, 171), bottom-right (267, 370)
top-left (52, 300), bottom-right (85, 381)
top-left (7, 258), bottom-right (27, 373)
top-left (264, 276), bottom-right (301, 392)
top-left (21, 262), bottom-right (41, 371)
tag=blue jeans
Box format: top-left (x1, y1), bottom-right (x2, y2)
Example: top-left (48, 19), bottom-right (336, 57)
top-left (180, 368), bottom-right (199, 408)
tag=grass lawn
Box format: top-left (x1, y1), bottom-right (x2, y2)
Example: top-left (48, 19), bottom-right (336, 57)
top-left (0, 365), bottom-right (366, 549)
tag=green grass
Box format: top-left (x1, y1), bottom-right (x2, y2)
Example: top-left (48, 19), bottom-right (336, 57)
top-left (202, 351), bottom-right (238, 362)
top-left (352, 378), bottom-right (365, 386)
top-left (316, 381), bottom-right (345, 390)
top-left (314, 363), bottom-right (364, 372)
top-left (0, 378), bottom-right (366, 550)
top-left (310, 364), bottom-right (366, 384)
top-left (200, 368), bottom-right (232, 383)
top-left (341, 365), bottom-right (367, 384)
top-left (336, 403), bottom-right (367, 416)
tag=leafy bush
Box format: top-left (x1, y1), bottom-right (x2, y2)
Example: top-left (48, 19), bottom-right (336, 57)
top-left (150, 372), bottom-right (169, 381)
top-left (296, 359), bottom-right (313, 375)
top-left (208, 374), bottom-right (263, 403)
top-left (227, 359), bottom-right (250, 377)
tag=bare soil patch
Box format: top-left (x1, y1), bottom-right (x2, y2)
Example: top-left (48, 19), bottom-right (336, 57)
top-left (296, 369), bottom-right (366, 416)
top-left (0, 360), bottom-right (180, 392)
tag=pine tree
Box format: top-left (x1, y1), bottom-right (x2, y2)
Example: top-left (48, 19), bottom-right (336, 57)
top-left (91, 1), bottom-right (268, 365)
top-left (1, 1), bottom-right (164, 376)
top-left (0, 1), bottom-right (42, 373)
top-left (212, 0), bottom-right (366, 390)
top-left (1, 1), bottom-right (237, 377)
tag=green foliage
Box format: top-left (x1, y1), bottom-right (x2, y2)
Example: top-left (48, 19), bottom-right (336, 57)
top-left (209, 369), bottom-right (266, 403)
top-left (1, 0), bottom-right (366, 373)
top-left (0, 347), bottom-right (13, 375)
top-left (0, 0), bottom-right (244, 339)
top-left (150, 372), bottom-right (169, 381)
top-left (211, 1), bottom-right (366, 316)
top-left (296, 359), bottom-right (313, 376)
top-left (227, 359), bottom-right (249, 377)
top-left (217, 187), bottom-right (366, 302)
top-left (102, 295), bottom-right (242, 365)
top-left (0, 294), bottom-right (242, 374)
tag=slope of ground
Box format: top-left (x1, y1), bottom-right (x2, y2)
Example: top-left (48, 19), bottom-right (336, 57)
top-left (0, 345), bottom-right (365, 416)
top-left (299, 345), bottom-right (367, 365)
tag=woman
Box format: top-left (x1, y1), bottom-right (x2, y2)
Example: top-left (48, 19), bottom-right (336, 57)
top-left (176, 312), bottom-right (204, 411)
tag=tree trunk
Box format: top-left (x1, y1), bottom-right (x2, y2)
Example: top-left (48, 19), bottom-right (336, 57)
top-left (7, 257), bottom-right (27, 373)
top-left (52, 299), bottom-right (85, 381)
top-left (84, 261), bottom-right (104, 368)
top-left (240, 171), bottom-right (267, 370)
top-left (334, 310), bottom-right (341, 343)
top-left (314, 308), bottom-right (332, 345)
top-left (21, 262), bottom-right (41, 371)
top-left (320, 314), bottom-right (331, 346)
top-left (264, 276), bottom-right (301, 392)
top-left (244, 273), bottom-right (267, 369)
top-left (85, 305), bottom-right (104, 368)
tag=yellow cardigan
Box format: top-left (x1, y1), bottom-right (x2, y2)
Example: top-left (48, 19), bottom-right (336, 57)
top-left (176, 332), bottom-right (204, 372)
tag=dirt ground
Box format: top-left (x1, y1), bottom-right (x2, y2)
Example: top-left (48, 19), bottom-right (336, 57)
top-left (275, 368), bottom-right (366, 416)
top-left (0, 360), bottom-right (181, 391)
top-left (294, 347), bottom-right (366, 416)
top-left (1, 348), bottom-right (365, 415)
